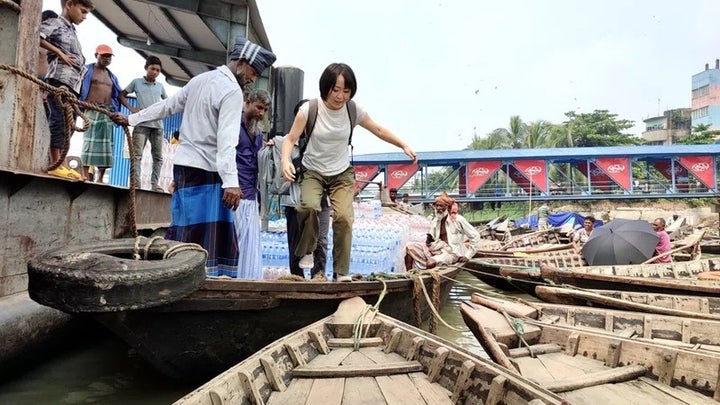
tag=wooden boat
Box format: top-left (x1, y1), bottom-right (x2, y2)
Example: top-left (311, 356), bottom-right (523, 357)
top-left (534, 285), bottom-right (720, 321)
top-left (464, 254), bottom-right (585, 294)
top-left (700, 236), bottom-right (720, 255)
top-left (175, 297), bottom-right (565, 405)
top-left (461, 295), bottom-right (720, 404)
top-left (498, 258), bottom-right (720, 297)
top-left (88, 267), bottom-right (462, 382)
top-left (468, 292), bottom-right (720, 352)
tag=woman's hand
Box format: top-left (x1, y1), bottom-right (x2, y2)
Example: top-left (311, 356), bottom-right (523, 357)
top-left (281, 159), bottom-right (296, 182)
top-left (402, 145), bottom-right (417, 164)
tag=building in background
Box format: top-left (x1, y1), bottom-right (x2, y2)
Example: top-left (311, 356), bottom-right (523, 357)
top-left (691, 59), bottom-right (720, 130)
top-left (641, 108), bottom-right (691, 145)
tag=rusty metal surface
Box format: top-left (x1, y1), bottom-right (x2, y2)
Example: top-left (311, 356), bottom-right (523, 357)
top-left (0, 168), bottom-right (170, 296)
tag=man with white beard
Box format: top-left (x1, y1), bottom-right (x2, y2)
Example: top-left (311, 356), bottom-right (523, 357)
top-left (403, 192), bottom-right (480, 270)
top-left (234, 89), bottom-right (271, 278)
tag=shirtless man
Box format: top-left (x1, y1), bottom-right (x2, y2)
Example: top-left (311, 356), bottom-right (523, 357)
top-left (79, 44), bottom-right (122, 182)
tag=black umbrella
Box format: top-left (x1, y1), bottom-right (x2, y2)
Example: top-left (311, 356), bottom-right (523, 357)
top-left (582, 218), bottom-right (660, 265)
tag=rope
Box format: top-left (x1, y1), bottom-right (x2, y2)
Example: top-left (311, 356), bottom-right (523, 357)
top-left (498, 308), bottom-right (535, 356)
top-left (163, 242), bottom-right (208, 259)
top-left (412, 276), bottom-right (423, 328)
top-left (0, 0), bottom-right (20, 13)
top-left (352, 278), bottom-right (388, 350)
top-left (0, 64), bottom-right (140, 240)
top-left (414, 271), bottom-right (464, 332)
top-left (430, 270), bottom-right (440, 333)
top-left (132, 236), bottom-right (207, 261)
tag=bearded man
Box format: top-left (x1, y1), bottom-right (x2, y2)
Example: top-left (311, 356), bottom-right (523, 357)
top-left (234, 89), bottom-right (270, 279)
top-left (404, 192), bottom-right (481, 270)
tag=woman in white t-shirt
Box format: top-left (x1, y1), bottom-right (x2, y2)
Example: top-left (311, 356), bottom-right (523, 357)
top-left (280, 63), bottom-right (417, 282)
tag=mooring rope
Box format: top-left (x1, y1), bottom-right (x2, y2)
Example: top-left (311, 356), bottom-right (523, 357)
top-left (0, 64), bottom-right (140, 243)
top-left (413, 271), bottom-right (465, 332)
top-left (352, 278), bottom-right (388, 350)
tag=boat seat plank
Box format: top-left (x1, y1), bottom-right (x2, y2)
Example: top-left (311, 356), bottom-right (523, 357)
top-left (327, 337), bottom-right (384, 348)
top-left (544, 364), bottom-right (647, 393)
top-left (360, 346), bottom-right (407, 365)
top-left (305, 377), bottom-right (344, 405)
top-left (508, 343), bottom-right (562, 358)
top-left (341, 349), bottom-right (378, 366)
top-left (637, 377), bottom-right (719, 404)
top-left (340, 376), bottom-right (386, 404)
top-left (266, 378), bottom-right (313, 405)
top-left (305, 347), bottom-right (353, 368)
top-left (375, 374), bottom-right (428, 405)
top-left (514, 352), bottom-right (606, 384)
top-left (408, 372), bottom-right (453, 405)
top-left (562, 380), bottom-right (686, 405)
top-left (293, 361), bottom-right (423, 378)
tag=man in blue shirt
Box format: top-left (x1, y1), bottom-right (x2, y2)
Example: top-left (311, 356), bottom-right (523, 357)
top-left (235, 89), bottom-right (270, 279)
top-left (119, 55), bottom-right (168, 191)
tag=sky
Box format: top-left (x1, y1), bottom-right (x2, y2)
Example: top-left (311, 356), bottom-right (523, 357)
top-left (43, 0), bottom-right (720, 156)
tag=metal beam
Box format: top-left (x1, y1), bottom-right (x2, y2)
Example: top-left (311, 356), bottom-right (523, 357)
top-left (117, 36), bottom-right (226, 66)
top-left (133, 0), bottom-right (248, 24)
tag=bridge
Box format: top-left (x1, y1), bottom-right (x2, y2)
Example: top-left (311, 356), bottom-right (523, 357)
top-left (352, 145), bottom-right (720, 203)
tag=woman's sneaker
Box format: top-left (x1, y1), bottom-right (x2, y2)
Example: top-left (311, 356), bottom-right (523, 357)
top-left (298, 254), bottom-right (314, 269)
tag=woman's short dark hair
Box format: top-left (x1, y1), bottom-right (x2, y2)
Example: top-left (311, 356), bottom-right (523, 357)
top-left (318, 63), bottom-right (357, 101)
top-left (145, 55), bottom-right (162, 69)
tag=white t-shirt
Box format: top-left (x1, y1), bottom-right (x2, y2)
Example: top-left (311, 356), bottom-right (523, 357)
top-left (299, 99), bottom-right (367, 176)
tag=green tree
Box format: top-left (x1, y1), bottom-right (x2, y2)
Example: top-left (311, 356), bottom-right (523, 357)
top-left (563, 109), bottom-right (639, 147)
top-left (490, 115), bottom-right (527, 149)
top-left (676, 123), bottom-right (718, 145)
top-left (524, 120), bottom-right (553, 148)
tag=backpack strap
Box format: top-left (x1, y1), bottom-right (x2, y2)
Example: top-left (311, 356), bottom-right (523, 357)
top-left (346, 99), bottom-right (357, 146)
top-left (300, 98), bottom-right (358, 157)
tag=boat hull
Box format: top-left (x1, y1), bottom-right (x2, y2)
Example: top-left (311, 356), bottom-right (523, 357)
top-left (93, 268), bottom-right (460, 381)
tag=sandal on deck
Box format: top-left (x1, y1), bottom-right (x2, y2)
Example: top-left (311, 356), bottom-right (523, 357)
top-left (47, 166), bottom-right (84, 181)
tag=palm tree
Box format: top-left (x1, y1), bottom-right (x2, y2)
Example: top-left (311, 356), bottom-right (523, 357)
top-left (524, 120), bottom-right (552, 148)
top-left (489, 115), bottom-right (527, 149)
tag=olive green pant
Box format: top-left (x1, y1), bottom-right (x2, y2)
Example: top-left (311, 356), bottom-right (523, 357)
top-left (296, 166), bottom-right (355, 275)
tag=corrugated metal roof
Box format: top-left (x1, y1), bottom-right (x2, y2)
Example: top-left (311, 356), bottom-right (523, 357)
top-left (91, 0), bottom-right (271, 86)
top-left (353, 145), bottom-right (720, 166)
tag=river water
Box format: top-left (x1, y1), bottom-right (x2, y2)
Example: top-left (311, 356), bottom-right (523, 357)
top-left (0, 272), bottom-right (504, 404)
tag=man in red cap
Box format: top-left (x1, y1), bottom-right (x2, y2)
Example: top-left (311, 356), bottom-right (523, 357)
top-left (79, 44), bottom-right (122, 182)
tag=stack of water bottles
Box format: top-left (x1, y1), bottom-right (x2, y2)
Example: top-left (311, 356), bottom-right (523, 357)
top-left (260, 200), bottom-right (431, 280)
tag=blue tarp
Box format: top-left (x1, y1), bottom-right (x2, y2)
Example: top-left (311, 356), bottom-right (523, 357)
top-left (515, 212), bottom-right (603, 230)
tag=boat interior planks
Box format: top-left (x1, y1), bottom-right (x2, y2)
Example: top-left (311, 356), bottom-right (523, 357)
top-left (175, 297), bottom-right (565, 405)
top-left (535, 286), bottom-right (720, 321)
top-left (464, 255), bottom-right (584, 294)
top-left (471, 292), bottom-right (720, 353)
top-left (460, 296), bottom-right (720, 403)
top-left (496, 258), bottom-right (720, 297)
